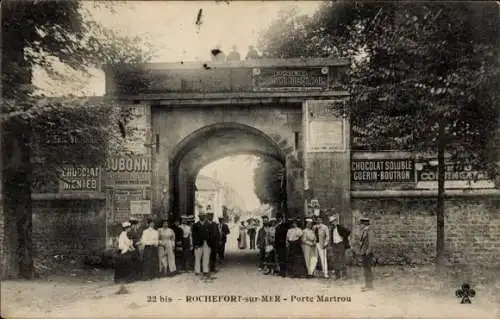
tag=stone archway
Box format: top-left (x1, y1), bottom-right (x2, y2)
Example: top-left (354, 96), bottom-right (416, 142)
top-left (169, 122), bottom-right (287, 218)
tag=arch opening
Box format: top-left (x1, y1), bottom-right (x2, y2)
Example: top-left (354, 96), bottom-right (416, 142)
top-left (169, 123), bottom-right (287, 219)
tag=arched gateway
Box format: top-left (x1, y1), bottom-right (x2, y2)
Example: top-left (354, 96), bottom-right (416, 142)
top-left (104, 58), bottom-right (351, 230)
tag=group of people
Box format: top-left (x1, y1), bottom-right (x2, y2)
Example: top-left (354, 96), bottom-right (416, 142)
top-left (211, 44), bottom-right (260, 62)
top-left (114, 212), bottom-right (231, 283)
top-left (252, 213), bottom-right (375, 291)
top-left (236, 218), bottom-right (261, 250)
top-left (114, 211), bottom-right (375, 291)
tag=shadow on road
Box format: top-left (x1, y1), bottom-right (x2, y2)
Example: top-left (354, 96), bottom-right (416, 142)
top-left (222, 247), bottom-right (260, 268)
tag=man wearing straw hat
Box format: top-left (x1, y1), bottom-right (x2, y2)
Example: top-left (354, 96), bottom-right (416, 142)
top-left (359, 217), bottom-right (374, 291)
top-left (179, 215), bottom-right (193, 272)
top-left (314, 215), bottom-right (330, 278)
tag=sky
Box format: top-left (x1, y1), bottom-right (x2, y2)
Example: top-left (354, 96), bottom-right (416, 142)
top-left (33, 1), bottom-right (321, 96)
top-left (199, 155), bottom-right (259, 211)
top-left (33, 1), bottom-right (322, 211)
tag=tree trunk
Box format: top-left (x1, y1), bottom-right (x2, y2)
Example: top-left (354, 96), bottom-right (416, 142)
top-left (3, 127), bottom-right (34, 279)
top-left (436, 122), bottom-right (446, 268)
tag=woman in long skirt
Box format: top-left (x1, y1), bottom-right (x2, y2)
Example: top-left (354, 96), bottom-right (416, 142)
top-left (286, 220), bottom-right (307, 278)
top-left (139, 219), bottom-right (160, 280)
top-left (114, 222), bottom-right (137, 283)
top-left (158, 220), bottom-right (176, 277)
top-left (301, 218), bottom-right (318, 277)
top-left (237, 221), bottom-right (248, 249)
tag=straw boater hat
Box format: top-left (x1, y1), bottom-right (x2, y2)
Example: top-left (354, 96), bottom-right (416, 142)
top-left (329, 215), bottom-right (338, 222)
top-left (122, 221), bottom-right (131, 228)
top-left (129, 217), bottom-right (139, 224)
top-left (360, 217), bottom-right (370, 223)
top-left (305, 218), bottom-right (313, 223)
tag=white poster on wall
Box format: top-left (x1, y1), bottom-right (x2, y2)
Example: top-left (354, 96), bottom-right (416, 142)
top-left (122, 104), bottom-right (152, 155)
top-left (130, 200), bottom-right (152, 215)
top-left (304, 100), bottom-right (347, 152)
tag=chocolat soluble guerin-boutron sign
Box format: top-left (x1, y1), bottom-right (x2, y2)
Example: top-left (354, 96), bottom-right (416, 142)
top-left (351, 159), bottom-right (415, 182)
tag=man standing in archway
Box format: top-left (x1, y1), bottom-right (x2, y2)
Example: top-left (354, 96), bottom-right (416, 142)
top-left (274, 214), bottom-right (288, 277)
top-left (217, 217), bottom-right (230, 262)
top-left (192, 212), bottom-right (211, 278)
top-left (206, 212), bottom-right (220, 273)
top-left (257, 215), bottom-right (270, 270)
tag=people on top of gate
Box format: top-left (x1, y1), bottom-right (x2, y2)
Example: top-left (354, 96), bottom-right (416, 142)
top-left (210, 44), bottom-right (261, 62)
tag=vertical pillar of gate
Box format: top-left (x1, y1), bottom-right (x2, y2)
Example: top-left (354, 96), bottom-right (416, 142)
top-left (302, 100), bottom-right (351, 225)
top-left (105, 103), bottom-right (153, 248)
top-left (285, 157), bottom-right (305, 218)
top-left (185, 177), bottom-right (195, 217)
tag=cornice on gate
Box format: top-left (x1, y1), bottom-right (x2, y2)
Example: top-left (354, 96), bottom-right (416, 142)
top-left (103, 58), bottom-right (351, 97)
top-left (117, 90), bottom-right (350, 106)
top-left (104, 57), bottom-right (350, 71)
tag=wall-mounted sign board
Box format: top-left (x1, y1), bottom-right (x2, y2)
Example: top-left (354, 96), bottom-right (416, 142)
top-left (253, 67), bottom-right (329, 91)
top-left (351, 159), bottom-right (415, 182)
top-left (415, 161), bottom-right (495, 189)
top-left (304, 100), bottom-right (347, 152)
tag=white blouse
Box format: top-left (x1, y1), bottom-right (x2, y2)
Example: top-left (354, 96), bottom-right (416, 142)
top-left (332, 226), bottom-right (343, 244)
top-left (140, 227), bottom-right (159, 246)
top-left (158, 227), bottom-right (175, 248)
top-left (118, 231), bottom-right (133, 254)
top-left (286, 227), bottom-right (303, 242)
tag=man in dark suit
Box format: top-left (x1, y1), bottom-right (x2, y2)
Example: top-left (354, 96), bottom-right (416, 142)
top-left (128, 217), bottom-right (142, 280)
top-left (274, 214), bottom-right (289, 277)
top-left (359, 217), bottom-right (374, 291)
top-left (256, 215), bottom-right (269, 270)
top-left (170, 218), bottom-right (184, 272)
top-left (217, 217), bottom-right (230, 262)
top-left (328, 214), bottom-right (351, 279)
top-left (206, 212), bottom-right (220, 273)
top-left (191, 212), bottom-right (211, 278)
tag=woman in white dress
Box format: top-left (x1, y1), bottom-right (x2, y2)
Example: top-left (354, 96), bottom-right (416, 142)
top-left (237, 221), bottom-right (248, 249)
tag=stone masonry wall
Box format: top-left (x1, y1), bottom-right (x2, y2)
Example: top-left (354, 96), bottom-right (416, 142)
top-left (32, 200), bottom-right (106, 257)
top-left (351, 197), bottom-right (500, 267)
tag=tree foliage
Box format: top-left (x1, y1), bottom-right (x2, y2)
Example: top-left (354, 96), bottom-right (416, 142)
top-left (1, 0), bottom-right (153, 278)
top-left (253, 157), bottom-right (285, 206)
top-left (260, 2), bottom-right (500, 265)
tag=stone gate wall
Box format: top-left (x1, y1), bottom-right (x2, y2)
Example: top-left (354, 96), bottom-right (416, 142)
top-left (350, 197), bottom-right (500, 267)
